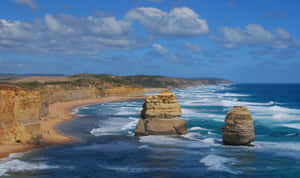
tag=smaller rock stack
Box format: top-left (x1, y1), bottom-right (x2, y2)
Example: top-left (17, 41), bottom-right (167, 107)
top-left (135, 90), bottom-right (188, 136)
top-left (222, 106), bottom-right (255, 146)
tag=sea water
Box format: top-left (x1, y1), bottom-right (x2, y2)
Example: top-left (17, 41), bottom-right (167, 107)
top-left (1, 84), bottom-right (300, 177)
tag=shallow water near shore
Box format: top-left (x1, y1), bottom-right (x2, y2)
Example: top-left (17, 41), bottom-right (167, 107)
top-left (1, 84), bottom-right (300, 177)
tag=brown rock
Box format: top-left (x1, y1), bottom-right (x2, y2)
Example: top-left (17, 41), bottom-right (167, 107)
top-left (135, 90), bottom-right (188, 136)
top-left (141, 90), bottom-right (182, 119)
top-left (222, 106), bottom-right (255, 146)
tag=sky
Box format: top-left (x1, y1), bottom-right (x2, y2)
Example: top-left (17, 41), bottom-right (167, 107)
top-left (0, 0), bottom-right (300, 83)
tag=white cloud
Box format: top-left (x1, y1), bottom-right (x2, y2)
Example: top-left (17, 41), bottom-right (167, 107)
top-left (152, 43), bottom-right (168, 56)
top-left (14, 0), bottom-right (39, 10)
top-left (184, 42), bottom-right (203, 52)
top-left (45, 14), bottom-right (61, 32)
top-left (215, 24), bottom-right (298, 49)
top-left (126, 7), bottom-right (209, 37)
top-left (0, 14), bottom-right (141, 56)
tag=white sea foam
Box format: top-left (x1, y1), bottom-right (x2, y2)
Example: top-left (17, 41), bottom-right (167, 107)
top-left (202, 138), bottom-right (217, 145)
top-left (99, 165), bottom-right (169, 173)
top-left (138, 145), bottom-right (150, 149)
top-left (182, 132), bottom-right (201, 140)
top-left (182, 109), bottom-right (224, 119)
top-left (208, 131), bottom-right (216, 135)
top-left (90, 117), bottom-right (138, 136)
top-left (0, 160), bottom-right (59, 176)
top-left (200, 154), bottom-right (239, 174)
top-left (115, 107), bottom-right (140, 116)
top-left (70, 107), bottom-right (79, 115)
top-left (217, 93), bottom-right (249, 97)
top-left (139, 135), bottom-right (220, 148)
top-left (190, 127), bottom-right (210, 131)
top-left (255, 141), bottom-right (300, 152)
top-left (121, 117), bottom-right (139, 131)
top-left (282, 123), bottom-right (300, 130)
top-left (7, 152), bottom-right (25, 159)
top-left (115, 110), bottom-right (138, 116)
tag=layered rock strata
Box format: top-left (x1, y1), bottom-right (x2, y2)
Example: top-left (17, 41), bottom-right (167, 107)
top-left (0, 86), bottom-right (144, 145)
top-left (135, 90), bottom-right (188, 136)
top-left (222, 106), bottom-right (255, 146)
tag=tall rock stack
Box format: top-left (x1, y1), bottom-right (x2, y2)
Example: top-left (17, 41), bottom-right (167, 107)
top-left (135, 90), bottom-right (188, 136)
top-left (222, 106), bottom-right (255, 146)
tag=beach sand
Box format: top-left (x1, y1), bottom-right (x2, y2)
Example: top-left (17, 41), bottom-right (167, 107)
top-left (0, 96), bottom-right (145, 158)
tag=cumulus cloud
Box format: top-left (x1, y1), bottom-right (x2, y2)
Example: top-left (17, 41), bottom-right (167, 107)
top-left (152, 43), bottom-right (168, 56)
top-left (214, 24), bottom-right (299, 49)
top-left (0, 14), bottom-right (142, 56)
top-left (126, 7), bottom-right (209, 37)
top-left (45, 14), bottom-right (61, 32)
top-left (184, 42), bottom-right (203, 52)
top-left (14, 0), bottom-right (39, 10)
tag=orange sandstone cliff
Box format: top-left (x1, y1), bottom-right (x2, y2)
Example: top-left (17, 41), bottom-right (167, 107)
top-left (0, 85), bottom-right (144, 145)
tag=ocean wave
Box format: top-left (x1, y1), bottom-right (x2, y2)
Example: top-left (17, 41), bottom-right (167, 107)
top-left (115, 108), bottom-right (140, 116)
top-left (90, 117), bottom-right (138, 136)
top-left (182, 109), bottom-right (224, 119)
top-left (121, 117), bottom-right (139, 134)
top-left (200, 154), bottom-right (240, 174)
top-left (189, 127), bottom-right (210, 131)
top-left (282, 123), bottom-right (300, 130)
top-left (99, 165), bottom-right (170, 173)
top-left (217, 93), bottom-right (249, 97)
top-left (0, 160), bottom-right (59, 176)
top-left (182, 132), bottom-right (201, 140)
top-left (221, 100), bottom-right (275, 107)
top-left (255, 141), bottom-right (300, 152)
top-left (139, 135), bottom-right (221, 148)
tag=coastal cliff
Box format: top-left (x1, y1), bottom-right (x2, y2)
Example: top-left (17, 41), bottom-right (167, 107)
top-left (0, 74), bottom-right (232, 154)
top-left (0, 85), bottom-right (145, 145)
top-left (0, 86), bottom-right (41, 144)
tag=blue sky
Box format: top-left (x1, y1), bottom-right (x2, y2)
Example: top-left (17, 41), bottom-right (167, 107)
top-left (0, 0), bottom-right (299, 83)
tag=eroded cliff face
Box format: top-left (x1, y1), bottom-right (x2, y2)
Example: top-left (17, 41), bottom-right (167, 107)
top-left (0, 87), bottom-right (38, 144)
top-left (43, 88), bottom-right (100, 104)
top-left (0, 85), bottom-right (145, 145)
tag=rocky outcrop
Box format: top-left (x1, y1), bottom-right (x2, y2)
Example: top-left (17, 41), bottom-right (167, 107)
top-left (222, 106), bottom-right (255, 146)
top-left (135, 90), bottom-right (188, 136)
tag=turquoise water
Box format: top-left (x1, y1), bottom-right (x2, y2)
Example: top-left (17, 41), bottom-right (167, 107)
top-left (1, 84), bottom-right (300, 177)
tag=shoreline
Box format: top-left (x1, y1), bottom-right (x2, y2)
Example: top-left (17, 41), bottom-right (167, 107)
top-left (0, 95), bottom-right (146, 159)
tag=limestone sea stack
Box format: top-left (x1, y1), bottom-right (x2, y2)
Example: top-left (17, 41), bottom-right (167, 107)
top-left (222, 106), bottom-right (255, 146)
top-left (135, 90), bottom-right (188, 136)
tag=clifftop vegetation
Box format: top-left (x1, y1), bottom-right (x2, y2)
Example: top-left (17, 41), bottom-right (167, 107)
top-left (0, 74), bottom-right (233, 90)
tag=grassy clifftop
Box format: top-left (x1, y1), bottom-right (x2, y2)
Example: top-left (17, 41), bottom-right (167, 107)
top-left (0, 74), bottom-right (233, 90)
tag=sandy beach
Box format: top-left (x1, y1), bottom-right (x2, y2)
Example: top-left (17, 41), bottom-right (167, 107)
top-left (0, 96), bottom-right (145, 158)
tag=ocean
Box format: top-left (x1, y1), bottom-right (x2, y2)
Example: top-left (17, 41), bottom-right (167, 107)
top-left (1, 84), bottom-right (300, 178)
